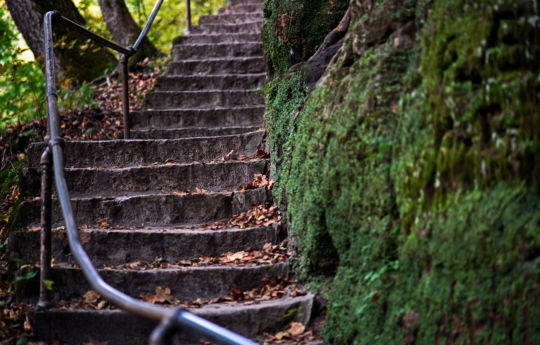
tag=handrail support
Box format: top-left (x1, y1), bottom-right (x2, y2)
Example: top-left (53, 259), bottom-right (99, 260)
top-left (186, 0), bottom-right (192, 33)
top-left (150, 308), bottom-right (182, 345)
top-left (37, 146), bottom-right (53, 310)
top-left (120, 54), bottom-right (131, 139)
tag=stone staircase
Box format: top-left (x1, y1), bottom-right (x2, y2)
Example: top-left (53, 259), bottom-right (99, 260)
top-left (9, 0), bottom-right (315, 343)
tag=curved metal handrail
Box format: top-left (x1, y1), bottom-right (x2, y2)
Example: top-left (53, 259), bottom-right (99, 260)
top-left (39, 4), bottom-right (259, 345)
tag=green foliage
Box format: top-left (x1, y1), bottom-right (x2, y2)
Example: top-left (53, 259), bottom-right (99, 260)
top-left (0, 8), bottom-right (101, 131)
top-left (262, 0), bottom-right (349, 75)
top-left (75, 0), bottom-right (111, 40)
top-left (75, 0), bottom-right (227, 53)
top-left (264, 0), bottom-right (540, 343)
top-left (0, 8), bottom-right (47, 130)
top-left (127, 0), bottom-right (227, 52)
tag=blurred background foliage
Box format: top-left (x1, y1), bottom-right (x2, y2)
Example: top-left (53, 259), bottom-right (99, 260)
top-left (0, 0), bottom-right (227, 131)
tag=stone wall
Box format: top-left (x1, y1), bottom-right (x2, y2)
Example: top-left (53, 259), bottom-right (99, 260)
top-left (263, 0), bottom-right (540, 343)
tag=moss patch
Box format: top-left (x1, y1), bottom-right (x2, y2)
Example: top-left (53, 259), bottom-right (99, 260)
top-left (262, 0), bottom-right (349, 75)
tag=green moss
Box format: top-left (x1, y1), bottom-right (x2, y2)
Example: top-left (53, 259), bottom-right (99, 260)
top-left (262, 0), bottom-right (349, 75)
top-left (264, 72), bottom-right (309, 204)
top-left (263, 0), bottom-right (540, 343)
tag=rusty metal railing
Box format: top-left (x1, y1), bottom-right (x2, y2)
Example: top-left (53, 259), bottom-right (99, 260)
top-left (186, 0), bottom-right (192, 33)
top-left (38, 3), bottom-right (259, 345)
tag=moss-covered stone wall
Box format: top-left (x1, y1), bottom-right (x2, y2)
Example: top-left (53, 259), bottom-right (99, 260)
top-left (264, 0), bottom-right (540, 343)
top-left (262, 0), bottom-right (349, 76)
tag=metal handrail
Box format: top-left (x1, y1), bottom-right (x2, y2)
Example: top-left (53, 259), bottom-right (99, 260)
top-left (38, 4), bottom-right (259, 345)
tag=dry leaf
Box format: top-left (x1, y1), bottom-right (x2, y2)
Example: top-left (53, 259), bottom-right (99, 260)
top-left (83, 290), bottom-right (100, 304)
top-left (224, 150), bottom-right (235, 160)
top-left (231, 288), bottom-right (243, 300)
top-left (80, 232), bottom-right (92, 244)
top-left (275, 331), bottom-right (288, 340)
top-left (140, 292), bottom-right (156, 304)
top-left (288, 322), bottom-right (305, 337)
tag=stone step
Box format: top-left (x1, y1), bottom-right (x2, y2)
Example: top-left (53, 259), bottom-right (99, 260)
top-left (190, 21), bottom-right (262, 35)
top-left (218, 4), bottom-right (264, 14)
top-left (198, 13), bottom-right (262, 25)
top-left (131, 126), bottom-right (262, 139)
top-left (22, 159), bottom-right (266, 197)
top-left (166, 57), bottom-right (265, 75)
top-left (28, 130), bottom-right (264, 168)
top-left (173, 42), bottom-right (263, 59)
top-left (35, 261), bottom-right (290, 303)
top-left (155, 74), bottom-right (265, 92)
top-left (16, 187), bottom-right (268, 228)
top-left (9, 224), bottom-right (281, 266)
top-left (130, 106), bottom-right (264, 130)
top-left (144, 90), bottom-right (264, 109)
top-left (230, 0), bottom-right (264, 5)
top-left (29, 294), bottom-right (314, 344)
top-left (174, 33), bottom-right (261, 45)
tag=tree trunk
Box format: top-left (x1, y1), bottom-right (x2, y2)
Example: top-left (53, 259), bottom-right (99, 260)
top-left (5, 0), bottom-right (117, 83)
top-left (97, 0), bottom-right (159, 65)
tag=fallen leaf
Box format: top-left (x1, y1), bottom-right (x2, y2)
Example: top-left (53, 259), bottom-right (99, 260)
top-left (84, 290), bottom-right (100, 304)
top-left (288, 322), bottom-right (305, 337)
top-left (224, 150), bottom-right (235, 160)
top-left (231, 288), bottom-right (243, 300)
top-left (275, 331), bottom-right (288, 340)
top-left (80, 232), bottom-right (92, 244)
top-left (140, 292), bottom-right (156, 304)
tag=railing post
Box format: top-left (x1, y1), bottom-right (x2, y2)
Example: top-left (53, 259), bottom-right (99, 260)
top-left (150, 309), bottom-right (180, 345)
top-left (186, 0), bottom-right (192, 33)
top-left (120, 54), bottom-right (131, 140)
top-left (37, 146), bottom-right (53, 310)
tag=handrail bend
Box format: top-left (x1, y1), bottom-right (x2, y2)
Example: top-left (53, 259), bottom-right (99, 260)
top-left (39, 4), bottom-right (259, 345)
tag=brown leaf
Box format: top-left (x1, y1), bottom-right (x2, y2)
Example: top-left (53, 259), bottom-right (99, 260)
top-left (288, 322), bottom-right (305, 337)
top-left (83, 290), bottom-right (100, 305)
top-left (231, 288), bottom-right (243, 300)
top-left (97, 218), bottom-right (110, 228)
top-left (140, 292), bottom-right (156, 304)
top-left (154, 286), bottom-right (170, 303)
top-left (275, 331), bottom-right (289, 340)
top-left (224, 150), bottom-right (235, 160)
top-left (80, 232), bottom-right (92, 244)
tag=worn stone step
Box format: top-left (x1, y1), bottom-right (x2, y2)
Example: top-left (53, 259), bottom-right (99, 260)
top-left (28, 130), bottom-right (264, 168)
top-left (130, 106), bottom-right (265, 130)
top-left (230, 0), bottom-right (263, 5)
top-left (156, 73), bottom-right (265, 91)
top-left (190, 21), bottom-right (262, 35)
top-left (22, 159), bottom-right (266, 197)
top-left (131, 126), bottom-right (262, 139)
top-left (145, 90), bottom-right (264, 109)
top-left (33, 261), bottom-right (290, 303)
top-left (198, 13), bottom-right (262, 25)
top-left (218, 4), bottom-right (263, 14)
top-left (174, 33), bottom-right (261, 45)
top-left (10, 224), bottom-right (281, 266)
top-left (155, 73), bottom-right (265, 92)
top-left (167, 57), bottom-right (265, 75)
top-left (173, 42), bottom-right (263, 59)
top-left (29, 294), bottom-right (314, 344)
top-left (17, 187), bottom-right (268, 228)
